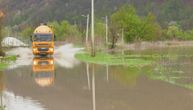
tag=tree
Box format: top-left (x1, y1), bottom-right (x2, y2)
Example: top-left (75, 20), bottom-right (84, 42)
top-left (48, 21), bottom-right (61, 39)
top-left (110, 5), bottom-right (162, 46)
top-left (109, 26), bottom-right (119, 49)
top-left (110, 5), bottom-right (141, 45)
top-left (166, 22), bottom-right (183, 39)
top-left (48, 20), bottom-right (81, 41)
top-left (139, 13), bottom-right (162, 41)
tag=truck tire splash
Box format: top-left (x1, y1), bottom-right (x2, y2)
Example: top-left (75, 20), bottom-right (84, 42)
top-left (5, 37), bottom-right (84, 69)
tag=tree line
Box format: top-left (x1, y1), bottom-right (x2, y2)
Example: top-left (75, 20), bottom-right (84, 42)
top-left (2, 0), bottom-right (193, 30)
top-left (2, 4), bottom-right (193, 48)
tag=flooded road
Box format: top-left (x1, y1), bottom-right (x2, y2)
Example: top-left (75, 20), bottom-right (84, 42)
top-left (1, 46), bottom-right (193, 110)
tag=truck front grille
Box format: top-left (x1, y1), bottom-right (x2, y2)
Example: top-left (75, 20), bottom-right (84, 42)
top-left (38, 48), bottom-right (49, 52)
top-left (35, 44), bottom-right (50, 47)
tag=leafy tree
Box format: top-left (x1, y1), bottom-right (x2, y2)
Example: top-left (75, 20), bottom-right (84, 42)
top-left (48, 20), bottom-right (81, 41)
top-left (139, 13), bottom-right (162, 41)
top-left (110, 5), bottom-right (162, 44)
top-left (110, 5), bottom-right (141, 45)
top-left (165, 23), bottom-right (183, 39)
top-left (48, 21), bottom-right (61, 38)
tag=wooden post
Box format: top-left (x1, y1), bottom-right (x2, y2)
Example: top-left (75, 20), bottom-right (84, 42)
top-left (105, 16), bottom-right (108, 46)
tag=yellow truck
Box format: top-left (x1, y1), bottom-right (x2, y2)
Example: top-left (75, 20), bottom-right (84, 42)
top-left (31, 24), bottom-right (55, 56)
top-left (32, 57), bottom-right (55, 87)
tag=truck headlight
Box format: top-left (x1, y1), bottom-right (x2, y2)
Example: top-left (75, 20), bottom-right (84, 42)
top-left (33, 61), bottom-right (37, 65)
top-left (33, 48), bottom-right (37, 51)
top-left (49, 48), bottom-right (54, 52)
top-left (50, 60), bottom-right (54, 65)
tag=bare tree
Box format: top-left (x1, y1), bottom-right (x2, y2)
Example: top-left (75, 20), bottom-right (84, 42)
top-left (109, 26), bottom-right (119, 49)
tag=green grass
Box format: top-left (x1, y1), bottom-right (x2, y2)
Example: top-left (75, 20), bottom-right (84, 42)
top-left (0, 63), bottom-right (8, 70)
top-left (0, 55), bottom-right (17, 70)
top-left (2, 56), bottom-right (17, 61)
top-left (75, 52), bottom-right (154, 67)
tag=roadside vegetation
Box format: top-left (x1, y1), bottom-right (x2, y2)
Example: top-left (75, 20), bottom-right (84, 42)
top-left (0, 11), bottom-right (17, 70)
top-left (0, 56), bottom-right (17, 70)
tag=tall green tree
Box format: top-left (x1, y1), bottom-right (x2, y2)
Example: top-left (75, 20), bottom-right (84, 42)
top-left (110, 5), bottom-right (141, 47)
top-left (110, 5), bottom-right (161, 45)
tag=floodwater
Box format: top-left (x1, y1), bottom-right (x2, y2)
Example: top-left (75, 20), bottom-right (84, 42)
top-left (1, 46), bottom-right (193, 110)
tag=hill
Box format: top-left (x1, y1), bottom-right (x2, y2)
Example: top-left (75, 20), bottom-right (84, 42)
top-left (1, 0), bottom-right (193, 29)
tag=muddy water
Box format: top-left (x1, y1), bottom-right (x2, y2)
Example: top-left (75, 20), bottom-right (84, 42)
top-left (1, 47), bottom-right (193, 110)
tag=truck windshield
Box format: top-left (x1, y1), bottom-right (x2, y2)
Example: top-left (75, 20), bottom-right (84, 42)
top-left (33, 34), bottom-right (52, 41)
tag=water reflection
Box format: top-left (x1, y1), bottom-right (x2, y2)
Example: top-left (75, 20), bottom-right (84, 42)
top-left (91, 64), bottom-right (96, 110)
top-left (32, 57), bottom-right (55, 87)
top-left (0, 72), bottom-right (5, 110)
top-left (86, 63), bottom-right (91, 90)
top-left (0, 71), bottom-right (45, 110)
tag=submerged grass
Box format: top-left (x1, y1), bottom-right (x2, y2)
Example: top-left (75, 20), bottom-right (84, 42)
top-left (0, 55), bottom-right (17, 70)
top-left (1, 55), bottom-right (17, 61)
top-left (75, 52), bottom-right (154, 67)
top-left (0, 63), bottom-right (8, 70)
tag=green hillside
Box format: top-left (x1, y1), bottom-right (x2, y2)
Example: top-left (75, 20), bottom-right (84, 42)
top-left (1, 0), bottom-right (193, 30)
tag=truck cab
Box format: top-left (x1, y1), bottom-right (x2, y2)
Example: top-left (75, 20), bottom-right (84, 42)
top-left (31, 24), bottom-right (55, 56)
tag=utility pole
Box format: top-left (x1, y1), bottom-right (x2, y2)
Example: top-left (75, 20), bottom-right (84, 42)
top-left (122, 28), bottom-right (124, 46)
top-left (105, 16), bottom-right (108, 46)
top-left (91, 0), bottom-right (95, 57)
